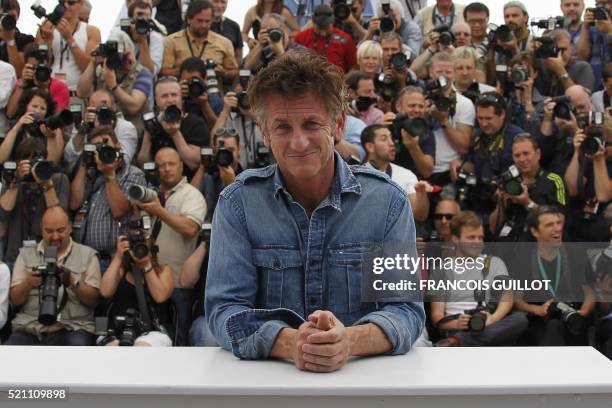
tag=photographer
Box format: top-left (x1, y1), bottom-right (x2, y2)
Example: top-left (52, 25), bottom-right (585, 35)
top-left (0, 138), bottom-right (69, 268)
top-left (346, 70), bottom-right (384, 126)
top-left (35, 0), bottom-right (101, 94)
top-left (63, 89), bottom-right (138, 170)
top-left (356, 40), bottom-right (384, 79)
top-left (134, 147), bottom-right (206, 346)
top-left (563, 123), bottom-right (612, 242)
top-left (77, 30), bottom-right (152, 135)
top-left (416, 0), bottom-right (465, 41)
top-left (191, 129), bottom-right (244, 219)
top-left (179, 57), bottom-right (221, 127)
top-left (575, 0), bottom-right (612, 91)
top-left (0, 60), bottom-right (15, 139)
top-left (330, 0), bottom-right (368, 44)
top-left (69, 127), bottom-right (145, 271)
top-left (5, 206), bottom-right (100, 346)
top-left (534, 29), bottom-right (594, 97)
top-left (98, 229), bottom-right (174, 347)
top-left (123, 0), bottom-right (163, 76)
top-left (594, 62), bottom-right (612, 112)
top-left (489, 135), bottom-right (568, 241)
top-left (361, 124), bottom-right (430, 222)
top-left (409, 25), bottom-right (456, 79)
top-left (380, 32), bottom-right (416, 90)
top-left (6, 43), bottom-right (69, 119)
top-left (211, 0), bottom-right (243, 64)
top-left (136, 77), bottom-right (210, 176)
top-left (367, 0), bottom-right (422, 56)
top-left (514, 206), bottom-right (595, 346)
top-left (243, 13), bottom-right (297, 72)
top-left (0, 88), bottom-right (64, 166)
top-left (430, 211), bottom-right (528, 346)
top-left (452, 46), bottom-right (494, 101)
top-left (0, 0), bottom-right (34, 76)
top-left (463, 2), bottom-right (490, 53)
top-left (161, 0), bottom-right (238, 82)
top-left (594, 204), bottom-right (612, 359)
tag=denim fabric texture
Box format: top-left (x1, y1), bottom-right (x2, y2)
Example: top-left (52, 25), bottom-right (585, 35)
top-left (204, 152), bottom-right (425, 359)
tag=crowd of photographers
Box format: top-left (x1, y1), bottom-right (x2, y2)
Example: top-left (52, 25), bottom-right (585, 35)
top-left (0, 0), bottom-right (610, 357)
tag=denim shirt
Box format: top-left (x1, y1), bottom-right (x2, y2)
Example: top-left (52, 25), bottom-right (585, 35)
top-left (205, 152), bottom-right (425, 359)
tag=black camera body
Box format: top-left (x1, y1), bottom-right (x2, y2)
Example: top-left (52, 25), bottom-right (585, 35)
top-left (204, 59), bottom-right (217, 70)
top-left (26, 110), bottom-right (74, 134)
top-left (550, 95), bottom-right (573, 120)
top-left (96, 103), bottom-right (117, 127)
top-left (187, 77), bottom-right (206, 98)
top-left (267, 27), bottom-right (284, 43)
top-left (31, 44), bottom-right (52, 83)
top-left (143, 162), bottom-right (160, 187)
top-left (433, 24), bottom-right (455, 47)
top-left (160, 104), bottom-right (182, 124)
top-left (333, 0), bottom-right (353, 21)
top-left (463, 307), bottom-right (487, 332)
top-left (1, 161), bottom-right (17, 184)
top-left (496, 165), bottom-right (522, 196)
top-left (37, 246), bottom-right (68, 326)
top-left (587, 7), bottom-right (609, 24)
top-left (374, 73), bottom-right (399, 102)
top-left (200, 140), bottom-right (234, 171)
top-left (391, 113), bottom-right (428, 142)
top-left (350, 96), bottom-right (377, 112)
top-left (254, 142), bottom-right (271, 168)
top-left (548, 302), bottom-right (588, 336)
top-left (236, 91), bottom-right (250, 111)
top-left (379, 0), bottom-right (394, 32)
top-left (96, 308), bottom-right (146, 346)
top-left (135, 16), bottom-right (154, 35)
top-left (85, 139), bottom-right (120, 166)
top-left (96, 41), bottom-right (122, 70)
top-left (0, 12), bottom-right (16, 31)
top-left (510, 65), bottom-right (530, 87)
top-left (531, 16), bottom-right (566, 30)
top-left (580, 111), bottom-right (605, 156)
top-left (534, 37), bottom-right (559, 59)
top-left (456, 169), bottom-right (479, 205)
top-left (389, 52), bottom-right (411, 71)
top-left (31, 1), bottom-right (65, 26)
top-left (125, 216), bottom-right (152, 259)
top-left (425, 77), bottom-right (454, 113)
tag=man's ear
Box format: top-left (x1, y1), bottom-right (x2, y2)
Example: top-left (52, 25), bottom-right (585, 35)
top-left (257, 123), bottom-right (271, 148)
top-left (336, 111), bottom-right (346, 138)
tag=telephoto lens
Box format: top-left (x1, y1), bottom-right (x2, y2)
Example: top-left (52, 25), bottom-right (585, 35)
top-left (31, 160), bottom-right (54, 181)
top-left (44, 110), bottom-right (74, 130)
top-left (97, 143), bottom-right (120, 165)
top-left (162, 105), bottom-right (182, 123)
top-left (127, 185), bottom-right (157, 202)
top-left (0, 13), bottom-right (16, 31)
top-left (187, 77), bottom-right (206, 98)
top-left (267, 28), bottom-right (283, 43)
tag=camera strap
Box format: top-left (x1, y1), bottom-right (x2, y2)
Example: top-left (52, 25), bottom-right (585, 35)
top-left (184, 29), bottom-right (207, 60)
top-left (131, 264), bottom-right (153, 332)
top-left (604, 91), bottom-right (610, 109)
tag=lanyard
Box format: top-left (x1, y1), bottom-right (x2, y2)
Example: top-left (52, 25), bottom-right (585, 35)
top-left (432, 4), bottom-right (455, 27)
top-left (405, 0), bottom-right (417, 20)
top-left (59, 22), bottom-right (80, 70)
top-left (185, 29), bottom-right (207, 59)
top-left (313, 33), bottom-right (330, 57)
top-left (537, 252), bottom-right (561, 298)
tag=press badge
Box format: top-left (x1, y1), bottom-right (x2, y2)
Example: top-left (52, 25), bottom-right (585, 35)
top-left (23, 240), bottom-right (37, 248)
top-left (499, 224), bottom-right (512, 238)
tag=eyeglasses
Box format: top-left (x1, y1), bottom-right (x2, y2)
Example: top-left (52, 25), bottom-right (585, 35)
top-left (434, 213), bottom-right (455, 221)
top-left (65, 0), bottom-right (79, 5)
top-left (453, 32), bottom-right (471, 37)
top-left (214, 127), bottom-right (238, 137)
top-left (476, 92), bottom-right (503, 105)
top-left (466, 18), bottom-right (487, 26)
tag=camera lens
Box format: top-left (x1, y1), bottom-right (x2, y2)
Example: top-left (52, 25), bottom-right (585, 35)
top-left (44, 110), bottom-right (74, 130)
top-left (503, 179), bottom-right (523, 196)
top-left (132, 242), bottom-right (149, 259)
top-left (34, 64), bottom-right (52, 83)
top-left (438, 31), bottom-right (453, 46)
top-left (380, 16), bottom-right (395, 32)
top-left (0, 14), bottom-right (16, 31)
top-left (334, 4), bottom-right (350, 20)
top-left (32, 160), bottom-right (54, 181)
top-left (389, 53), bottom-right (408, 70)
top-left (216, 149), bottom-right (234, 167)
top-left (468, 313), bottom-right (486, 332)
top-left (581, 132), bottom-right (603, 156)
top-left (188, 77), bottom-right (206, 98)
top-left (267, 28), bottom-right (283, 43)
top-left (163, 105), bottom-right (182, 123)
top-left (98, 144), bottom-right (118, 165)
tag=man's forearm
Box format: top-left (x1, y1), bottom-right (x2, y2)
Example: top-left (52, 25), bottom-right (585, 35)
top-left (157, 207), bottom-right (199, 238)
top-left (74, 283), bottom-right (99, 308)
top-left (408, 144), bottom-right (434, 178)
top-left (335, 139), bottom-right (360, 160)
top-left (348, 323), bottom-right (392, 356)
top-left (171, 131), bottom-right (201, 170)
top-left (270, 327), bottom-right (297, 360)
top-left (69, 166), bottom-right (87, 211)
top-left (6, 44), bottom-right (24, 76)
top-left (76, 62), bottom-right (95, 98)
top-left (105, 179), bottom-right (132, 219)
top-left (442, 125), bottom-right (470, 155)
top-left (0, 187), bottom-right (18, 212)
top-left (138, 41), bottom-right (155, 73)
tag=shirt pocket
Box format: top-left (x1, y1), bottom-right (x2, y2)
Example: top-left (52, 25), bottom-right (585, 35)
top-left (327, 244), bottom-right (366, 315)
top-left (252, 247), bottom-right (304, 310)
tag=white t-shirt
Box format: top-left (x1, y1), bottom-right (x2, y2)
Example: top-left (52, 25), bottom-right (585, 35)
top-left (390, 162), bottom-right (418, 195)
top-left (432, 93), bottom-right (475, 173)
top-left (434, 255), bottom-right (509, 316)
top-left (0, 262), bottom-right (10, 333)
top-left (592, 90), bottom-right (607, 113)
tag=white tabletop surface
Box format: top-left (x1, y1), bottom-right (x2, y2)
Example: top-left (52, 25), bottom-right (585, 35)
top-left (0, 346), bottom-right (611, 396)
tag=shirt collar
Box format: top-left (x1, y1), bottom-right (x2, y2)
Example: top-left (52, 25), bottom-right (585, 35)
top-left (167, 176), bottom-right (188, 194)
top-left (273, 151), bottom-right (362, 210)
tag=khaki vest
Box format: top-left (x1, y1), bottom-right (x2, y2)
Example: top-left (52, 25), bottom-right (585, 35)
top-left (12, 243), bottom-right (99, 338)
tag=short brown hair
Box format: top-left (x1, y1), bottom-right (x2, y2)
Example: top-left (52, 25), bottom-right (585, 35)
top-left (88, 126), bottom-right (119, 144)
top-left (247, 50), bottom-right (346, 129)
top-left (450, 211), bottom-right (483, 237)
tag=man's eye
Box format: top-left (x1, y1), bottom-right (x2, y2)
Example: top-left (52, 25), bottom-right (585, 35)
top-left (305, 121), bottom-right (322, 129)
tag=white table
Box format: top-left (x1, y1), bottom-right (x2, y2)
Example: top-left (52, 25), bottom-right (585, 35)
top-left (0, 346), bottom-right (611, 407)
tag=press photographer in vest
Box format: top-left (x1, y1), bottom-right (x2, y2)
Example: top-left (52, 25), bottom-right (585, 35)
top-left (5, 206), bottom-right (101, 345)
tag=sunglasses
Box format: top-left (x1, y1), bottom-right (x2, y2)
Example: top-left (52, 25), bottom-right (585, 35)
top-left (214, 127), bottom-right (238, 137)
top-left (434, 213), bottom-right (455, 221)
top-left (65, 0), bottom-right (79, 5)
top-left (476, 92), bottom-right (502, 105)
top-left (314, 11), bottom-right (333, 17)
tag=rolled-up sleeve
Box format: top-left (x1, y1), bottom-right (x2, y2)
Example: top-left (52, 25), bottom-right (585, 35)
top-left (204, 187), bottom-right (305, 359)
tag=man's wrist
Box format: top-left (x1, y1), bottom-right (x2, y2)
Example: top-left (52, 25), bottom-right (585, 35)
top-left (6, 39), bottom-right (16, 47)
top-left (102, 173), bottom-right (117, 182)
top-left (41, 182), bottom-right (55, 192)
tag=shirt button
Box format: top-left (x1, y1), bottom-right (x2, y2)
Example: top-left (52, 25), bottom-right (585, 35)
top-left (309, 297), bottom-right (317, 306)
top-left (272, 259), bottom-right (281, 269)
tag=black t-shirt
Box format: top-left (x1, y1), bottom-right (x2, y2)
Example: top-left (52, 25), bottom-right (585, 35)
top-left (150, 113), bottom-right (210, 178)
top-left (155, 0), bottom-right (182, 35)
top-left (211, 18), bottom-right (242, 51)
top-left (393, 129), bottom-right (435, 179)
top-left (0, 31), bottom-right (34, 62)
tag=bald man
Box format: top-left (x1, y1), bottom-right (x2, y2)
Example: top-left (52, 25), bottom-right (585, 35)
top-left (6, 206), bottom-right (101, 346)
top-left (451, 22), bottom-right (472, 47)
top-left (135, 147), bottom-right (206, 346)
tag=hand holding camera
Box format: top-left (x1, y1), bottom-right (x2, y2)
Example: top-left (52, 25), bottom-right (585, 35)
top-left (223, 91), bottom-right (239, 113)
top-left (25, 270), bottom-right (43, 289)
top-left (103, 65), bottom-right (118, 90)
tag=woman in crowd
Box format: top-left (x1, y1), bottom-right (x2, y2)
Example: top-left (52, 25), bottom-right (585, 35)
top-left (242, 0), bottom-right (299, 49)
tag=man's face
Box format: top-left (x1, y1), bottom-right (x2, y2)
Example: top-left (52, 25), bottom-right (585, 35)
top-left (356, 78), bottom-right (376, 98)
top-left (453, 225), bottom-right (485, 258)
top-left (90, 133), bottom-right (119, 151)
top-left (430, 60), bottom-right (454, 85)
top-left (561, 0), bottom-right (584, 21)
top-left (567, 90), bottom-right (592, 114)
top-left (351, 0), bottom-right (364, 19)
top-left (368, 127), bottom-right (396, 163)
top-left (133, 6), bottom-right (152, 20)
top-left (452, 23), bottom-right (471, 47)
top-left (477, 105), bottom-right (505, 136)
top-left (504, 6), bottom-right (528, 31)
top-left (89, 92), bottom-right (116, 111)
top-left (187, 8), bottom-right (213, 38)
top-left (512, 140), bottom-right (541, 175)
top-left (218, 135), bottom-right (240, 166)
top-left (381, 38), bottom-right (402, 64)
top-left (261, 92), bottom-right (342, 182)
top-left (155, 82), bottom-right (183, 111)
top-left (437, 0), bottom-right (453, 7)
top-left (556, 37), bottom-right (573, 65)
top-left (434, 201), bottom-right (459, 240)
top-left (465, 11), bottom-right (488, 39)
top-left (42, 212), bottom-right (72, 250)
top-left (605, 77), bottom-right (612, 96)
top-left (454, 57), bottom-right (476, 87)
top-left (155, 149), bottom-right (184, 188)
top-left (62, 0), bottom-right (82, 20)
top-left (261, 18), bottom-right (289, 48)
top-left (396, 92), bottom-right (427, 118)
top-left (213, 0), bottom-right (228, 17)
top-left (531, 213), bottom-right (565, 244)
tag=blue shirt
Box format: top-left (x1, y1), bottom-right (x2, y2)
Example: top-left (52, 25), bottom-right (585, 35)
top-left (284, 0), bottom-right (376, 28)
top-left (205, 152), bottom-right (425, 359)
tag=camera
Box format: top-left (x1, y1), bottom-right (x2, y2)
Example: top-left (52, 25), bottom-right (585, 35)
top-left (206, 69), bottom-right (220, 95)
top-left (26, 110), bottom-right (74, 134)
top-left (456, 169), bottom-right (479, 204)
top-left (187, 77), bottom-right (206, 98)
top-left (390, 113), bottom-right (428, 141)
top-left (550, 95), bottom-right (573, 120)
top-left (200, 140), bottom-right (234, 170)
top-left (587, 7), bottom-right (609, 24)
top-left (497, 165), bottom-right (522, 196)
top-left (463, 307), bottom-right (487, 332)
top-left (548, 302), bottom-right (587, 336)
top-left (38, 246), bottom-right (68, 326)
top-left (254, 142), bottom-right (271, 168)
top-left (425, 76), bottom-right (453, 112)
top-left (125, 215), bottom-right (152, 258)
top-left (160, 104), bottom-right (182, 123)
top-left (267, 27), bottom-right (283, 43)
top-left (69, 104), bottom-right (82, 127)
top-left (350, 96), bottom-right (377, 112)
top-left (13, 155), bottom-right (54, 183)
top-left (0, 13), bottom-right (16, 31)
top-left (142, 112), bottom-right (166, 141)
top-left (389, 51), bottom-right (411, 71)
top-left (204, 59), bottom-right (217, 70)
top-left (143, 162), bottom-right (160, 187)
top-left (199, 222), bottom-right (212, 243)
top-left (462, 81), bottom-right (481, 105)
top-left (433, 24), bottom-right (455, 47)
top-left (333, 0), bottom-right (352, 21)
top-left (533, 36), bottom-right (559, 59)
top-left (96, 102), bottom-right (116, 126)
top-left (96, 308), bottom-right (146, 346)
top-left (96, 41), bottom-right (122, 70)
top-left (379, 0), bottom-right (394, 32)
top-left (135, 16), bottom-right (154, 35)
top-left (239, 69), bottom-right (251, 90)
top-left (127, 185), bottom-right (158, 203)
top-left (510, 65), bottom-right (530, 87)
top-left (374, 73), bottom-right (399, 102)
top-left (34, 59), bottom-right (52, 83)
top-left (1, 161), bottom-right (17, 184)
top-left (97, 139), bottom-right (121, 165)
top-left (580, 112), bottom-right (605, 156)
top-left (530, 16), bottom-right (566, 30)
top-left (236, 91), bottom-right (250, 111)
top-left (31, 0), bottom-right (65, 26)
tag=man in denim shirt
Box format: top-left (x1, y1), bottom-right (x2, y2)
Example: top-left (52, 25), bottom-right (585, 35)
top-left (204, 51), bottom-right (424, 372)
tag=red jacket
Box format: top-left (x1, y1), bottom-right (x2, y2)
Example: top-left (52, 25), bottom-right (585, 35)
top-left (294, 27), bottom-right (357, 73)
